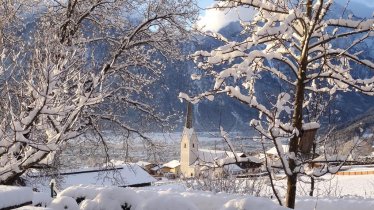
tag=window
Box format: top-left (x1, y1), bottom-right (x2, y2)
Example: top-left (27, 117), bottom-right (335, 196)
top-left (192, 143), bottom-right (194, 148)
top-left (191, 173), bottom-right (193, 177)
top-left (184, 143), bottom-right (186, 148)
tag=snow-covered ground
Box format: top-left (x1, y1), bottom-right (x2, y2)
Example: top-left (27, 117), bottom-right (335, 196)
top-left (269, 173), bottom-right (374, 199)
top-left (13, 180), bottom-right (374, 210)
top-left (0, 186), bottom-right (33, 209)
top-left (8, 172), bottom-right (374, 210)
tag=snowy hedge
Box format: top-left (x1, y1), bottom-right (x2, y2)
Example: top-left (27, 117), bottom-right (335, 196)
top-left (56, 185), bottom-right (288, 210)
top-left (9, 184), bottom-right (374, 210)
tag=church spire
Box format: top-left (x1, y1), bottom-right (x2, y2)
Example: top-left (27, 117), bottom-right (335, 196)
top-left (185, 102), bottom-right (193, 128)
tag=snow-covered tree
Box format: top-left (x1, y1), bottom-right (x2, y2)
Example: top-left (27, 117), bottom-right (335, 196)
top-left (0, 0), bottom-right (197, 185)
top-left (180, 0), bottom-right (374, 208)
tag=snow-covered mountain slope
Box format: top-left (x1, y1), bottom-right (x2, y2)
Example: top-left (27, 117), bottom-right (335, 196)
top-left (155, 18), bottom-right (374, 132)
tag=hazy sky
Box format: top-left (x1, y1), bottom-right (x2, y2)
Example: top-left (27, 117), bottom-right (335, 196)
top-left (197, 0), bottom-right (374, 32)
top-left (198, 0), bottom-right (374, 8)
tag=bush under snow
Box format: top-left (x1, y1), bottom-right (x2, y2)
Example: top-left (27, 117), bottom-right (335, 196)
top-left (221, 197), bottom-right (287, 210)
top-left (11, 184), bottom-right (374, 210)
top-left (58, 185), bottom-right (289, 210)
top-left (136, 194), bottom-right (199, 210)
top-left (48, 196), bottom-right (79, 210)
top-left (33, 192), bottom-right (52, 207)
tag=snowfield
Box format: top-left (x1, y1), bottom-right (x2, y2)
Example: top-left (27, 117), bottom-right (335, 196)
top-left (0, 186), bottom-right (32, 209)
top-left (15, 183), bottom-right (374, 210)
top-left (44, 185), bottom-right (290, 210)
top-left (5, 173), bottom-right (374, 210)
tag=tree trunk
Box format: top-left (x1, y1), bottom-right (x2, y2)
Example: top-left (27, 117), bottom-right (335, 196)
top-left (286, 173), bottom-right (298, 208)
top-left (286, 112), bottom-right (302, 208)
top-left (286, 87), bottom-right (306, 208)
top-left (286, 35), bottom-right (309, 210)
top-left (309, 143), bottom-right (317, 196)
top-left (286, 54), bottom-right (308, 207)
top-left (285, 1), bottom-right (312, 207)
top-left (286, 63), bottom-right (308, 209)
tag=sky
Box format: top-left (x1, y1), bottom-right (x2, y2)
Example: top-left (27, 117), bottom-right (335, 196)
top-left (198, 0), bottom-right (374, 8)
top-left (197, 0), bottom-right (374, 32)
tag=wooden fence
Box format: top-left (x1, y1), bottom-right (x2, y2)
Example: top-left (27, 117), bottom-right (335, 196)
top-left (336, 170), bottom-right (374, 175)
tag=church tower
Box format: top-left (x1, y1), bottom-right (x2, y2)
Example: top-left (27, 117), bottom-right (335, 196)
top-left (180, 102), bottom-right (199, 177)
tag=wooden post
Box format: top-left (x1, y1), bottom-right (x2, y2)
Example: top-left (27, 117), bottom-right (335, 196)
top-left (50, 181), bottom-right (54, 198)
top-left (49, 179), bottom-right (57, 198)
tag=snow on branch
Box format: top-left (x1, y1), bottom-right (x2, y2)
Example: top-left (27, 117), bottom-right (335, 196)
top-left (215, 0), bottom-right (289, 14)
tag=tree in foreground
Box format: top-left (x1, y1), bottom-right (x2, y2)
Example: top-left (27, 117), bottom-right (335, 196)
top-left (0, 0), bottom-right (197, 185)
top-left (180, 0), bottom-right (374, 208)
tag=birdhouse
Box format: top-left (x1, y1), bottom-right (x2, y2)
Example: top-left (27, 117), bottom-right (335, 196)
top-left (299, 122), bottom-right (320, 154)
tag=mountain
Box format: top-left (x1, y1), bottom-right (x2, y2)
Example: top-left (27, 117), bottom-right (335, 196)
top-left (335, 0), bottom-right (373, 18)
top-left (333, 107), bottom-right (374, 142)
top-left (155, 7), bottom-right (374, 133)
top-left (153, 21), bottom-right (258, 133)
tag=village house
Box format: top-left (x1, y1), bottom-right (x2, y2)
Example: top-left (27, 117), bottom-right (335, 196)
top-left (161, 160), bottom-right (181, 175)
top-left (264, 145), bottom-right (290, 160)
top-left (136, 161), bottom-right (158, 175)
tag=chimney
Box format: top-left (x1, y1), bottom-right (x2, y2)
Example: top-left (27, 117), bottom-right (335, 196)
top-left (185, 102), bottom-right (193, 129)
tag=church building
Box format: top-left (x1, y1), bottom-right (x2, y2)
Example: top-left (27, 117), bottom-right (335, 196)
top-left (179, 103), bottom-right (262, 178)
top-left (180, 102), bottom-right (199, 177)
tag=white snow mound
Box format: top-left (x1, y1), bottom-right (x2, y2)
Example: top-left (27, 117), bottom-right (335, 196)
top-left (136, 194), bottom-right (199, 210)
top-left (220, 197), bottom-right (289, 210)
top-left (48, 196), bottom-right (79, 210)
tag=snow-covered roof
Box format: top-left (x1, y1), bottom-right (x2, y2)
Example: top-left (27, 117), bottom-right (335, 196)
top-left (313, 154), bottom-right (353, 162)
top-left (136, 161), bottom-right (152, 168)
top-left (302, 122), bottom-right (320, 130)
top-left (246, 156), bottom-right (262, 163)
top-left (217, 156), bottom-right (262, 167)
top-left (28, 164), bottom-right (156, 191)
top-left (198, 149), bottom-right (246, 163)
top-left (223, 164), bottom-right (244, 173)
top-left (266, 145), bottom-right (289, 156)
top-left (63, 164), bottom-right (156, 188)
top-left (151, 165), bottom-right (162, 171)
top-left (162, 160), bottom-right (180, 169)
top-left (64, 163), bottom-right (156, 187)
